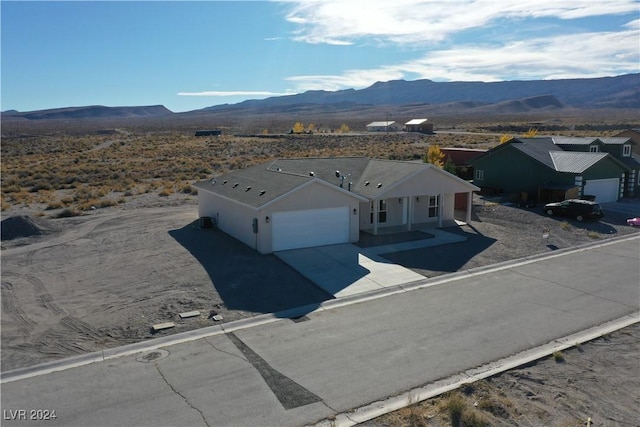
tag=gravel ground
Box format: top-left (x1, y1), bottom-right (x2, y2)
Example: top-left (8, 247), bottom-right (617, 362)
top-left (382, 199), bottom-right (640, 278)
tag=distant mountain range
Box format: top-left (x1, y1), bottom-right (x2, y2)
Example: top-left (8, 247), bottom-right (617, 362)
top-left (3, 74), bottom-right (638, 121)
top-left (203, 73), bottom-right (639, 112)
top-left (2, 105), bottom-right (172, 120)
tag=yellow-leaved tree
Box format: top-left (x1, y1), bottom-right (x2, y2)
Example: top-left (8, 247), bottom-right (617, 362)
top-left (306, 123), bottom-right (315, 133)
top-left (339, 124), bottom-right (350, 133)
top-left (499, 134), bottom-right (513, 144)
top-left (523, 128), bottom-right (538, 137)
top-left (424, 145), bottom-right (445, 168)
top-left (292, 122), bottom-right (305, 133)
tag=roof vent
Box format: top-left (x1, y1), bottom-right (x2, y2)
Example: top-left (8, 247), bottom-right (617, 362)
top-left (277, 167), bottom-right (282, 172)
top-left (377, 183), bottom-right (382, 188)
top-left (210, 179), bottom-right (216, 185)
top-left (245, 186), bottom-right (252, 192)
top-left (222, 180), bottom-right (228, 185)
top-left (259, 190), bottom-right (266, 196)
top-left (233, 183), bottom-right (238, 188)
top-left (364, 181), bottom-right (370, 186)
top-left (309, 172), bottom-right (315, 176)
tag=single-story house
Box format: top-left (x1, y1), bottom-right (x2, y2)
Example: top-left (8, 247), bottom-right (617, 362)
top-left (194, 157), bottom-right (479, 253)
top-left (469, 137), bottom-right (633, 203)
top-left (404, 119), bottom-right (433, 134)
top-left (366, 121), bottom-right (401, 132)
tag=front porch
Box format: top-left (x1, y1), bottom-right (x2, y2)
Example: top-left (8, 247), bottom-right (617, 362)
top-left (359, 192), bottom-right (473, 235)
top-left (359, 220), bottom-right (461, 237)
top-left (357, 221), bottom-right (468, 255)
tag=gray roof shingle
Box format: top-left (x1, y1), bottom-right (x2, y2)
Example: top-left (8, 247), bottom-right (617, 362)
top-left (195, 157), bottom-right (472, 207)
top-left (193, 162), bottom-right (313, 208)
top-left (510, 138), bottom-right (561, 169)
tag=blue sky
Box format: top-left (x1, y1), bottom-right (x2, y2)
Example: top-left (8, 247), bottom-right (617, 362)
top-left (2, 0), bottom-right (639, 113)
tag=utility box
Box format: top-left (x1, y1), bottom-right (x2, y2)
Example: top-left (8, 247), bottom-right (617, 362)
top-left (199, 217), bottom-right (214, 229)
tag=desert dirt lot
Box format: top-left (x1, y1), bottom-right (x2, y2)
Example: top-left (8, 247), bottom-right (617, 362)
top-left (2, 194), bottom-right (639, 426)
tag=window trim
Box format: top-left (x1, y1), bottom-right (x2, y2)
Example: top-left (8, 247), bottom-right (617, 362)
top-left (475, 169), bottom-right (484, 180)
top-left (623, 144), bottom-right (631, 157)
top-left (589, 145), bottom-right (599, 153)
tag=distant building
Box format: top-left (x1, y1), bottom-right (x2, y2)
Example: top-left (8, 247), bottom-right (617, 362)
top-left (404, 119), bottom-right (433, 134)
top-left (366, 121), bottom-right (400, 132)
top-left (195, 129), bottom-right (222, 136)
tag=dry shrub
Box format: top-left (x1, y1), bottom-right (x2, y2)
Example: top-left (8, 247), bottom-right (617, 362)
top-left (46, 201), bottom-right (65, 210)
top-left (56, 208), bottom-right (82, 218)
top-left (159, 187), bottom-right (174, 197)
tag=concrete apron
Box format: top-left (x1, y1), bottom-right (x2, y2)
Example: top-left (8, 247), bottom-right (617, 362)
top-left (275, 243), bottom-right (425, 298)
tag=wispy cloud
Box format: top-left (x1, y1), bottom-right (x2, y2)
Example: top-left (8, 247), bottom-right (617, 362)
top-left (177, 90), bottom-right (295, 97)
top-left (279, 0), bottom-right (640, 45)
top-left (284, 26), bottom-right (639, 90)
top-left (277, 0), bottom-right (639, 91)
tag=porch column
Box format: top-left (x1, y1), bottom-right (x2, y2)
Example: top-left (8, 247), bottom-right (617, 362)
top-left (438, 193), bottom-right (443, 228)
top-left (407, 196), bottom-right (412, 231)
top-left (466, 192), bottom-right (472, 223)
top-left (373, 199), bottom-right (379, 235)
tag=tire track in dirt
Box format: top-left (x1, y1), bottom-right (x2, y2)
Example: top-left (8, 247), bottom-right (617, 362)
top-left (2, 270), bottom-right (66, 316)
top-left (1, 281), bottom-right (37, 333)
top-left (30, 316), bottom-right (107, 357)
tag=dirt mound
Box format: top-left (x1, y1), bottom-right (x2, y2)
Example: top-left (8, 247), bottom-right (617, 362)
top-left (1, 215), bottom-right (57, 241)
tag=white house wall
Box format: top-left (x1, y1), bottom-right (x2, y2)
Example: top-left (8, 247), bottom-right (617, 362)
top-left (197, 191), bottom-right (258, 250)
top-left (442, 193), bottom-right (455, 221)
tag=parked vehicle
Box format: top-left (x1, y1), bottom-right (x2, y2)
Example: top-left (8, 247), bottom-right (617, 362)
top-left (627, 217), bottom-right (640, 227)
top-left (543, 199), bottom-right (604, 221)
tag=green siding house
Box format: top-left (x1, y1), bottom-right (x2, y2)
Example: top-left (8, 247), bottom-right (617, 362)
top-left (470, 137), bottom-right (634, 203)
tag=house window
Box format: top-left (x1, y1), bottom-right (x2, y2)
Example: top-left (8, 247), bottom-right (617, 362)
top-left (475, 169), bottom-right (484, 181)
top-left (370, 199), bottom-right (387, 223)
top-left (589, 145), bottom-right (599, 153)
top-left (378, 199), bottom-right (387, 223)
top-left (623, 144), bottom-right (631, 157)
top-left (428, 195), bottom-right (439, 218)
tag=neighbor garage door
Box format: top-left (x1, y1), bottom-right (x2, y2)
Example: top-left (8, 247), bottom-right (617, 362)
top-left (272, 207), bottom-right (349, 251)
top-left (584, 178), bottom-right (620, 203)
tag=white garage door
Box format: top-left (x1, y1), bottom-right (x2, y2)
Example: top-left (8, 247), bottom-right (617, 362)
top-left (584, 178), bottom-right (620, 203)
top-left (272, 207), bottom-right (349, 251)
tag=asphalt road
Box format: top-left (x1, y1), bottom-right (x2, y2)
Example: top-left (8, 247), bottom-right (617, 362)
top-left (2, 236), bottom-right (639, 427)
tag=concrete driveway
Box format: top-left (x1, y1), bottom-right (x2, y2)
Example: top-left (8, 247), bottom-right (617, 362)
top-left (275, 244), bottom-right (425, 297)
